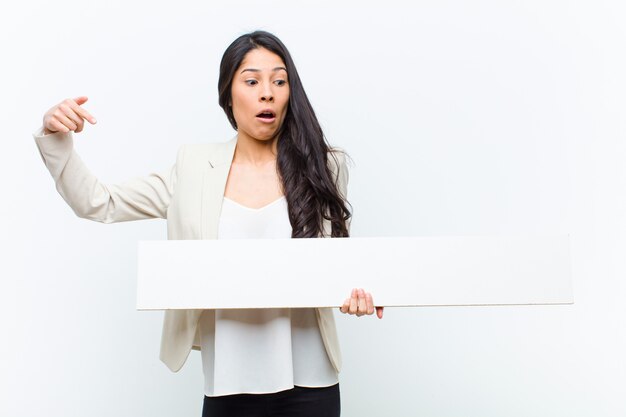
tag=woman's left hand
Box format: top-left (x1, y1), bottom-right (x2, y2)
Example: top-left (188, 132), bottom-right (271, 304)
top-left (339, 288), bottom-right (384, 319)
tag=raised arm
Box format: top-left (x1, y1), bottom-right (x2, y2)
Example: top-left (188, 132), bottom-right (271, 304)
top-left (33, 97), bottom-right (180, 223)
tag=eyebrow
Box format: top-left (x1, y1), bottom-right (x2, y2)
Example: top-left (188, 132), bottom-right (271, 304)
top-left (240, 66), bottom-right (288, 74)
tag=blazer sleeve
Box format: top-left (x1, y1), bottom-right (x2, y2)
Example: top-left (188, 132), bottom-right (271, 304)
top-left (33, 127), bottom-right (181, 223)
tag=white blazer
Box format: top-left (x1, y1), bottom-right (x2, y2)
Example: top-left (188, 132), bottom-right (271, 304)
top-left (33, 128), bottom-right (349, 374)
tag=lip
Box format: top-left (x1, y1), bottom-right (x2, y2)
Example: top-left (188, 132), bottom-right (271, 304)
top-left (256, 108), bottom-right (277, 124)
top-left (256, 115), bottom-right (276, 124)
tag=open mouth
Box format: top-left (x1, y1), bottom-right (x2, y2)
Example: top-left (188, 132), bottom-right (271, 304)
top-left (256, 110), bottom-right (276, 121)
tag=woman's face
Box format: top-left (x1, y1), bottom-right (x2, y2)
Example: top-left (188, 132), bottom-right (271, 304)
top-left (230, 47), bottom-right (290, 142)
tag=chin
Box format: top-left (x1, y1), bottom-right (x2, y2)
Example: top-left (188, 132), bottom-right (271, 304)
top-left (252, 136), bottom-right (274, 142)
top-left (254, 128), bottom-right (281, 141)
top-left (237, 122), bottom-right (282, 141)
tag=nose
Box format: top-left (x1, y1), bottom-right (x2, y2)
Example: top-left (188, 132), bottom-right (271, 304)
top-left (260, 85), bottom-right (274, 103)
top-left (260, 94), bottom-right (274, 103)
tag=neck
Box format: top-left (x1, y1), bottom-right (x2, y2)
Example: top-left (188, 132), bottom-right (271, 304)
top-left (234, 131), bottom-right (278, 166)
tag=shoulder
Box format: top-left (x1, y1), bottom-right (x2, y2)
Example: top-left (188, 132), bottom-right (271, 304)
top-left (327, 146), bottom-right (351, 178)
top-left (176, 141), bottom-right (228, 157)
top-left (327, 147), bottom-right (351, 196)
top-left (175, 137), bottom-right (237, 167)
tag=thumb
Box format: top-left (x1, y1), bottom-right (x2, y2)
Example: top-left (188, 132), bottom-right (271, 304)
top-left (73, 96), bottom-right (89, 105)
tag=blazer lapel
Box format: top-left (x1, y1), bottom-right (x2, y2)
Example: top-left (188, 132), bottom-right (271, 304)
top-left (201, 136), bottom-right (238, 239)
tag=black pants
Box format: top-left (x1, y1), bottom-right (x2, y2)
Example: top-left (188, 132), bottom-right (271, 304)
top-left (202, 383), bottom-right (341, 417)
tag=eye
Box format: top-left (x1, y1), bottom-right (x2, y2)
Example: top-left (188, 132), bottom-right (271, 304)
top-left (274, 79), bottom-right (287, 86)
top-left (245, 79), bottom-right (258, 86)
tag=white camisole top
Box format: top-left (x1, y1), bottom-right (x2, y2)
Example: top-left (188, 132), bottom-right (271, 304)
top-left (198, 195), bottom-right (339, 397)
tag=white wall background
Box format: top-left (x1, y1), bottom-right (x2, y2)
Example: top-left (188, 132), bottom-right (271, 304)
top-left (1, 1), bottom-right (625, 416)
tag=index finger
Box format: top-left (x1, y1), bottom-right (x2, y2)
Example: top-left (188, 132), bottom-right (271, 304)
top-left (68, 100), bottom-right (97, 124)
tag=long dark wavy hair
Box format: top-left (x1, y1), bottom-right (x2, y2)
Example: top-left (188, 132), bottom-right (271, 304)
top-left (218, 30), bottom-right (352, 238)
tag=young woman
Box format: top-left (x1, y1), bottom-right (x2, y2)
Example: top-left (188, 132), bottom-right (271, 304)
top-left (34, 30), bottom-right (384, 417)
